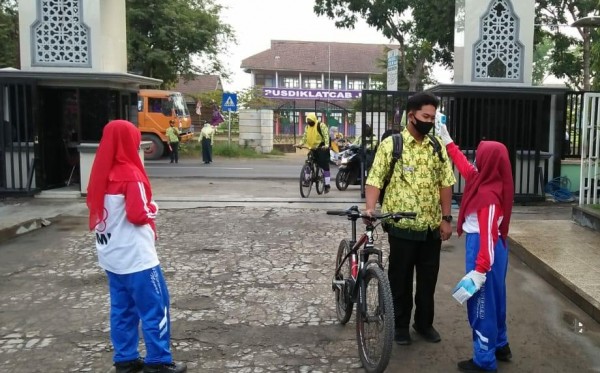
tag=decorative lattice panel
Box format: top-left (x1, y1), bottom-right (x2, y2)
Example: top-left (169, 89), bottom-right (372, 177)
top-left (473, 0), bottom-right (523, 81)
top-left (32, 0), bottom-right (90, 67)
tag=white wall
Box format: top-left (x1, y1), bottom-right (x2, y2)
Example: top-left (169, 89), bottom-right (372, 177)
top-left (238, 110), bottom-right (274, 153)
top-left (454, 0), bottom-right (535, 86)
top-left (18, 0), bottom-right (127, 73)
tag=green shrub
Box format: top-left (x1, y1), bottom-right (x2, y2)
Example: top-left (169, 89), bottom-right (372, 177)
top-left (178, 140), bottom-right (284, 158)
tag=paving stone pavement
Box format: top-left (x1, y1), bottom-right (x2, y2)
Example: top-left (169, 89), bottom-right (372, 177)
top-left (0, 207), bottom-right (381, 373)
top-left (2, 175), bottom-right (600, 372)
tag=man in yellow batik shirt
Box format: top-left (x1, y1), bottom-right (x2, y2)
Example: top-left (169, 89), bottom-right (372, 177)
top-left (365, 92), bottom-right (456, 346)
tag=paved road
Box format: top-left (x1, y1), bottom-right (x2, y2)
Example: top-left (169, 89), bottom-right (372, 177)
top-left (1, 199), bottom-right (599, 372)
top-left (145, 153), bottom-right (321, 180)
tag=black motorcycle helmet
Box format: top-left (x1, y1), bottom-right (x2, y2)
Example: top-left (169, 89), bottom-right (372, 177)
top-left (364, 125), bottom-right (373, 138)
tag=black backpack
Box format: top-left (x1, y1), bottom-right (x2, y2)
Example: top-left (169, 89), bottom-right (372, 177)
top-left (378, 133), bottom-right (444, 205)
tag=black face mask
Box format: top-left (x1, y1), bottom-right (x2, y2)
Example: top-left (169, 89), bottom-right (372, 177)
top-left (413, 118), bottom-right (434, 135)
top-left (307, 121), bottom-right (315, 127)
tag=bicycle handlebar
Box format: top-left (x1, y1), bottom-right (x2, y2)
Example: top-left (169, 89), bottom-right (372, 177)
top-left (326, 206), bottom-right (416, 221)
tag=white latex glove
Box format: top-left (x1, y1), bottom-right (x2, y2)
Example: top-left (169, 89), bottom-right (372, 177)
top-left (452, 270), bottom-right (486, 304)
top-left (438, 123), bottom-right (454, 146)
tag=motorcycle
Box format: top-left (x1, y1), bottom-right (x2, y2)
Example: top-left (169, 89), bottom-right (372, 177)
top-left (335, 144), bottom-right (364, 191)
top-left (329, 137), bottom-right (348, 165)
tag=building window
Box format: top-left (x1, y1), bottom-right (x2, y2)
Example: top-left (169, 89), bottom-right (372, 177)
top-left (370, 81), bottom-right (384, 90)
top-left (348, 79), bottom-right (366, 90)
top-left (282, 77), bottom-right (299, 88)
top-left (32, 0), bottom-right (91, 67)
top-left (303, 77), bottom-right (322, 89)
top-left (255, 74), bottom-right (274, 87)
top-left (473, 0), bottom-right (524, 81)
top-left (325, 78), bottom-right (343, 90)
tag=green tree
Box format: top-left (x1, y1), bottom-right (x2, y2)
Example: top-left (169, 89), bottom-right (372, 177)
top-left (536, 0), bottom-right (599, 90)
top-left (532, 35), bottom-right (554, 85)
top-left (237, 86), bottom-right (277, 110)
top-left (313, 0), bottom-right (455, 91)
top-left (126, 0), bottom-right (235, 87)
top-left (0, 0), bottom-right (19, 69)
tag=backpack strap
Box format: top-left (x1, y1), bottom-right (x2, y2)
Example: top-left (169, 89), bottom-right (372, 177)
top-left (426, 134), bottom-right (444, 163)
top-left (387, 133), bottom-right (403, 180)
top-left (316, 122), bottom-right (327, 145)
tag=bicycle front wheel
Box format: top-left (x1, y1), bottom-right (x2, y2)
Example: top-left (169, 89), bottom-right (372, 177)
top-left (356, 265), bottom-right (394, 373)
top-left (334, 239), bottom-right (353, 324)
top-left (299, 164), bottom-right (312, 198)
top-left (315, 167), bottom-right (325, 195)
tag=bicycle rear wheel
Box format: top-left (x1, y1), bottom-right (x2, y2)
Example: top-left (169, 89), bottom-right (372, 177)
top-left (334, 239), bottom-right (353, 324)
top-left (315, 167), bottom-right (325, 195)
top-left (299, 164), bottom-right (312, 198)
top-left (356, 264), bottom-right (394, 373)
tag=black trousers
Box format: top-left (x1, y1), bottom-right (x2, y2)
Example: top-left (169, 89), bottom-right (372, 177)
top-left (313, 147), bottom-right (330, 171)
top-left (387, 230), bottom-right (442, 330)
top-left (169, 142), bottom-right (179, 163)
top-left (201, 138), bottom-right (212, 163)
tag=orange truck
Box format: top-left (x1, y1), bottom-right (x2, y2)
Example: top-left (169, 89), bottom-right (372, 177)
top-left (137, 89), bottom-right (194, 160)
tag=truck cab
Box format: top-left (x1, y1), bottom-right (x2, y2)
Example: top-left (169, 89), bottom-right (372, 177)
top-left (137, 89), bottom-right (194, 160)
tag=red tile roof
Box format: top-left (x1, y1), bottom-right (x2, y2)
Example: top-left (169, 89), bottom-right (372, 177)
top-left (241, 40), bottom-right (398, 75)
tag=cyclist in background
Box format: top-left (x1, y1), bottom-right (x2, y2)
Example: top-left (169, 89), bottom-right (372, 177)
top-left (296, 113), bottom-right (331, 193)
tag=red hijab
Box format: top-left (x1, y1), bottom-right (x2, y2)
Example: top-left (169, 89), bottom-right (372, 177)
top-left (86, 120), bottom-right (152, 230)
top-left (457, 141), bottom-right (514, 239)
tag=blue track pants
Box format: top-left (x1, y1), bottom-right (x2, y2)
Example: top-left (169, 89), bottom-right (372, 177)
top-left (465, 233), bottom-right (509, 371)
top-left (106, 265), bottom-right (172, 364)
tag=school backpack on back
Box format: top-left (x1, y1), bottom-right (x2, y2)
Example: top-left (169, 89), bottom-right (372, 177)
top-left (378, 133), bottom-right (444, 206)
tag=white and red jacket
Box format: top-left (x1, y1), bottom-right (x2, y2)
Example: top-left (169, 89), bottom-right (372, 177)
top-left (94, 180), bottom-right (159, 274)
top-left (446, 142), bottom-right (504, 273)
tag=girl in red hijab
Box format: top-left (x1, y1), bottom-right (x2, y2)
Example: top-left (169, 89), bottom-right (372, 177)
top-left (87, 120), bottom-right (186, 373)
top-left (439, 125), bottom-right (514, 373)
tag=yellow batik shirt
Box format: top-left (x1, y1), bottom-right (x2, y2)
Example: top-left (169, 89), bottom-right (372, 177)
top-left (366, 129), bottom-right (456, 231)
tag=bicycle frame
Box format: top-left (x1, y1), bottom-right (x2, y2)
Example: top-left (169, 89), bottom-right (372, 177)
top-left (334, 218), bottom-right (385, 313)
top-left (306, 149), bottom-right (318, 175)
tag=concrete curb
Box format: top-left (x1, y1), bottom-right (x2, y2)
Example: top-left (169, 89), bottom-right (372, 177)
top-left (0, 217), bottom-right (52, 245)
top-left (508, 236), bottom-right (600, 324)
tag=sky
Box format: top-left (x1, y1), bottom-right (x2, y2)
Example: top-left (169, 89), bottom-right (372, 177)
top-left (215, 0), bottom-right (454, 92)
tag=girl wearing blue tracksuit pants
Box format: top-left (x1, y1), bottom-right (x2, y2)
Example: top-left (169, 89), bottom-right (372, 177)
top-left (440, 124), bottom-right (514, 373)
top-left (87, 120), bottom-right (186, 373)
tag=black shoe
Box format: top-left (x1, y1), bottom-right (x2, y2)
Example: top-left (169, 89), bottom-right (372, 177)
top-left (495, 343), bottom-right (512, 362)
top-left (324, 185), bottom-right (331, 194)
top-left (170, 161), bottom-right (174, 163)
top-left (457, 359), bottom-right (496, 372)
top-left (394, 328), bottom-right (412, 345)
top-left (115, 357), bottom-right (144, 373)
top-left (143, 362), bottom-right (187, 373)
top-left (412, 323), bottom-right (441, 343)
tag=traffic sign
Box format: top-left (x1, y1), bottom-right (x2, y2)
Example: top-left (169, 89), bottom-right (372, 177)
top-left (221, 92), bottom-right (238, 112)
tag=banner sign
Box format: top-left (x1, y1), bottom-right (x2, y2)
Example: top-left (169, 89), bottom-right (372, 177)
top-left (387, 49), bottom-right (399, 91)
top-left (262, 88), bottom-right (361, 100)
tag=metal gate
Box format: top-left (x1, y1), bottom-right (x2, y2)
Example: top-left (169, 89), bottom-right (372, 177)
top-left (360, 89), bottom-right (556, 203)
top-left (0, 82), bottom-right (36, 194)
top-left (580, 93), bottom-right (600, 205)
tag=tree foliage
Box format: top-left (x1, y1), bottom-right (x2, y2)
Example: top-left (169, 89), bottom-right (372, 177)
top-left (237, 86), bottom-right (277, 110)
top-left (535, 0), bottom-right (600, 90)
top-left (0, 0), bottom-right (18, 69)
top-left (126, 0), bottom-right (235, 87)
top-left (313, 0), bottom-right (454, 91)
top-left (0, 1), bottom-right (234, 87)
top-left (532, 35), bottom-right (554, 85)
